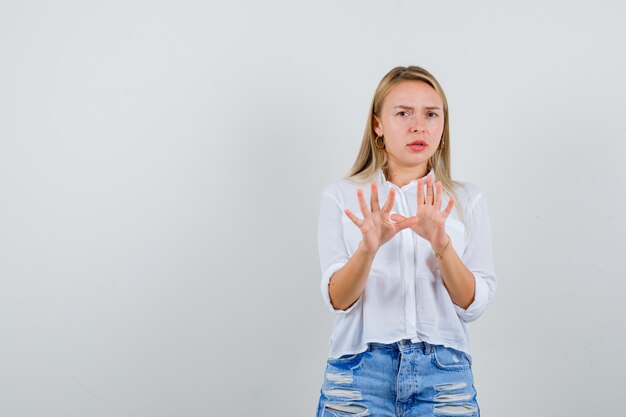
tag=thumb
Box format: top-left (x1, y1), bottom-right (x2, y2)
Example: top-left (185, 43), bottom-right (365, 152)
top-left (390, 213), bottom-right (418, 230)
top-left (389, 213), bottom-right (407, 222)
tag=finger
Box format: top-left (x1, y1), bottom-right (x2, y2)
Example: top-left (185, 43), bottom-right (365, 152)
top-left (426, 175), bottom-right (434, 205)
top-left (435, 181), bottom-right (443, 210)
top-left (370, 181), bottom-right (381, 212)
top-left (417, 178), bottom-right (425, 206)
top-left (382, 187), bottom-right (396, 213)
top-left (390, 213), bottom-right (418, 230)
top-left (344, 208), bottom-right (363, 227)
top-left (442, 197), bottom-right (455, 219)
top-left (389, 213), bottom-right (406, 223)
top-left (395, 216), bottom-right (418, 231)
top-left (356, 188), bottom-right (371, 217)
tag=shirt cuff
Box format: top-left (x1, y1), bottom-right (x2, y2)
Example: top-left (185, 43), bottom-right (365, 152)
top-left (321, 262), bottom-right (360, 314)
top-left (453, 272), bottom-right (489, 322)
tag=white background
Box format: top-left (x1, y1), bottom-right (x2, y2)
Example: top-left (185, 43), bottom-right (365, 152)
top-left (1, 1), bottom-right (625, 416)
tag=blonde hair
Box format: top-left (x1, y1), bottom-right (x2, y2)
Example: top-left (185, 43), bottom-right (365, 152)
top-left (346, 65), bottom-right (468, 226)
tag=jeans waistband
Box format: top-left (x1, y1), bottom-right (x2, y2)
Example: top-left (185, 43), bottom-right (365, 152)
top-left (369, 339), bottom-right (433, 354)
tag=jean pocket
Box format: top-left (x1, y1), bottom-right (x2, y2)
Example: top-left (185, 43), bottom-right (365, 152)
top-left (431, 345), bottom-right (471, 371)
top-left (327, 349), bottom-right (368, 369)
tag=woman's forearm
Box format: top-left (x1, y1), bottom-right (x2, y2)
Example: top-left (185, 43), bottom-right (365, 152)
top-left (328, 241), bottom-right (377, 311)
top-left (433, 236), bottom-right (475, 309)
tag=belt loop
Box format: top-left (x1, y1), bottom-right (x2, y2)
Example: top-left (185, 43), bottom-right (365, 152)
top-left (423, 341), bottom-right (432, 354)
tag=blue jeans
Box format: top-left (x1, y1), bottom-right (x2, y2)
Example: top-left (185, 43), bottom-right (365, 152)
top-left (316, 340), bottom-right (480, 417)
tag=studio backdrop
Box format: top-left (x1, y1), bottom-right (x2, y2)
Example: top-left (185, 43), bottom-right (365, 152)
top-left (1, 1), bottom-right (625, 416)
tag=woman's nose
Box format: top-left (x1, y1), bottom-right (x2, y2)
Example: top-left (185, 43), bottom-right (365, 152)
top-left (411, 119), bottom-right (426, 133)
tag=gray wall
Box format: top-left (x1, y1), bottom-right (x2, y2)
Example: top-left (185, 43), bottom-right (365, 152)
top-left (1, 1), bottom-right (625, 416)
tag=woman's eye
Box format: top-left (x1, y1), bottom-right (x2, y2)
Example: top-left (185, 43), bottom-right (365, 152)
top-left (428, 112), bottom-right (439, 118)
top-left (397, 111), bottom-right (410, 117)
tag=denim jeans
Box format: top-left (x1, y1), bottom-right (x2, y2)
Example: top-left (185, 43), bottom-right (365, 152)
top-left (316, 340), bottom-right (480, 417)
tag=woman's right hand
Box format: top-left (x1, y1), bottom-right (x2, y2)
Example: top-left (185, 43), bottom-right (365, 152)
top-left (344, 181), bottom-right (418, 255)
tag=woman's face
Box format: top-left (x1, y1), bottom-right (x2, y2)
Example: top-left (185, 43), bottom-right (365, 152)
top-left (373, 80), bottom-right (444, 173)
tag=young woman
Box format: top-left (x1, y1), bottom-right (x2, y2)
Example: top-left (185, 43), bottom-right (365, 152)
top-left (315, 66), bottom-right (497, 417)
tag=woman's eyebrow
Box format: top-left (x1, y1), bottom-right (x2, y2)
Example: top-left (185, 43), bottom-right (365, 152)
top-left (392, 105), bottom-right (442, 111)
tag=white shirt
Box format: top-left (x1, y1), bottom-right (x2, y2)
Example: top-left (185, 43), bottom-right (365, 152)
top-left (317, 168), bottom-right (497, 361)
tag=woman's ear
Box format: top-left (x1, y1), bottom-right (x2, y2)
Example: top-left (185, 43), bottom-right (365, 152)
top-left (373, 115), bottom-right (383, 137)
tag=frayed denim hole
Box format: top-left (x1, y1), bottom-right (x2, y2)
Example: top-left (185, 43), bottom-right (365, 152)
top-left (323, 402), bottom-right (369, 417)
top-left (323, 388), bottom-right (362, 400)
top-left (434, 382), bottom-right (467, 392)
top-left (326, 372), bottom-right (353, 384)
top-left (434, 392), bottom-right (473, 403)
top-left (433, 403), bottom-right (478, 416)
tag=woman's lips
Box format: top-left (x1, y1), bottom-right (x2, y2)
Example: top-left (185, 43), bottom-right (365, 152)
top-left (407, 141), bottom-right (428, 152)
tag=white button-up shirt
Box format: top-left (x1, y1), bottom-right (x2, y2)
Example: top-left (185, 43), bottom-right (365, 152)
top-left (317, 168), bottom-right (497, 361)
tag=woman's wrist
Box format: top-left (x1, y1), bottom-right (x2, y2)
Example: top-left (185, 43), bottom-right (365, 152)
top-left (357, 240), bottom-right (378, 258)
top-left (431, 233), bottom-right (451, 259)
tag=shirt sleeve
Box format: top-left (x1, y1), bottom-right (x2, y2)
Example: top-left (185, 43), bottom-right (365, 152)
top-left (317, 189), bottom-right (361, 314)
top-left (453, 192), bottom-right (497, 322)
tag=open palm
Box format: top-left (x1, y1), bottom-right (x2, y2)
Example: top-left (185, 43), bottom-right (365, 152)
top-left (390, 176), bottom-right (454, 247)
top-left (345, 181), bottom-right (417, 254)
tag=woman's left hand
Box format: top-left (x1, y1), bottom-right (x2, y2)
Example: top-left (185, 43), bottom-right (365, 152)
top-left (390, 175), bottom-right (455, 251)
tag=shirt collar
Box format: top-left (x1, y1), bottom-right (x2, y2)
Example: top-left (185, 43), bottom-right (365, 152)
top-left (376, 167), bottom-right (435, 190)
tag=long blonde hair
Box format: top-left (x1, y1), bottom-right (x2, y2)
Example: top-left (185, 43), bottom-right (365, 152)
top-left (347, 66), bottom-right (468, 226)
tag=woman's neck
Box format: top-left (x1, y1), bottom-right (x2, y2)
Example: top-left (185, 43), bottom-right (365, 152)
top-left (384, 163), bottom-right (429, 188)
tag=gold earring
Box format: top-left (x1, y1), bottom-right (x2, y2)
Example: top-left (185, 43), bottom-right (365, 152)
top-left (375, 136), bottom-right (385, 149)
